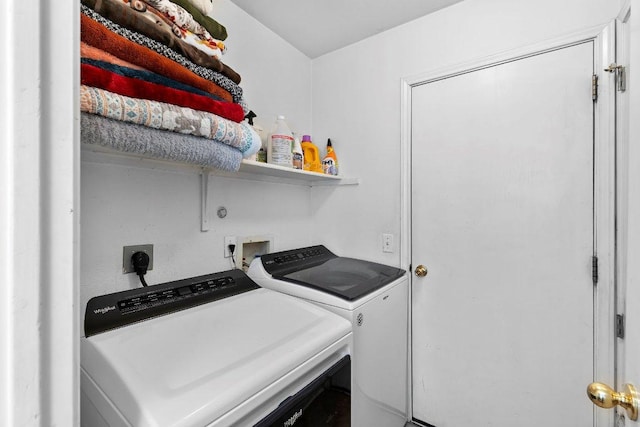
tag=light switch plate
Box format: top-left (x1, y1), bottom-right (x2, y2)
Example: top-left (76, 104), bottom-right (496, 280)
top-left (382, 233), bottom-right (394, 253)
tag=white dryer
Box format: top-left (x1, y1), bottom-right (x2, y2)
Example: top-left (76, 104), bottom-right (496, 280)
top-left (248, 245), bottom-right (408, 427)
top-left (81, 269), bottom-right (352, 427)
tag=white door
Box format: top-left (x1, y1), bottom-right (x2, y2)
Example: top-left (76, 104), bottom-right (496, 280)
top-left (410, 42), bottom-right (606, 426)
top-left (588, 3), bottom-right (640, 425)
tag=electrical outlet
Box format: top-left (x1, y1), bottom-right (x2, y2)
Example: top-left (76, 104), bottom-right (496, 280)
top-left (382, 233), bottom-right (394, 253)
top-left (123, 244), bottom-right (154, 273)
top-left (224, 236), bottom-right (236, 258)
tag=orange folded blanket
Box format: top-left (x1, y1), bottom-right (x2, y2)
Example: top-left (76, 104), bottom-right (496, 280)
top-left (81, 13), bottom-right (233, 103)
top-left (81, 42), bottom-right (147, 71)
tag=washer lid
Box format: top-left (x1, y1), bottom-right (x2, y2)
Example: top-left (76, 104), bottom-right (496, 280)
top-left (81, 288), bottom-right (351, 427)
top-left (260, 246), bottom-right (406, 301)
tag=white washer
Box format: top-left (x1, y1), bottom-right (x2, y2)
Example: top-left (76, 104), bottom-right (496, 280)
top-left (81, 269), bottom-right (352, 427)
top-left (248, 245), bottom-right (408, 427)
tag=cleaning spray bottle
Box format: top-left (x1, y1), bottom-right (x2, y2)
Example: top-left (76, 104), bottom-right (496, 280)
top-left (322, 138), bottom-right (339, 175)
top-left (267, 115), bottom-right (293, 168)
top-left (300, 135), bottom-right (322, 173)
top-left (245, 110), bottom-right (266, 162)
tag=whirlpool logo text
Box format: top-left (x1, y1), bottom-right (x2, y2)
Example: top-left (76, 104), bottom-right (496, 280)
top-left (94, 306), bottom-right (116, 315)
top-left (283, 409), bottom-right (302, 427)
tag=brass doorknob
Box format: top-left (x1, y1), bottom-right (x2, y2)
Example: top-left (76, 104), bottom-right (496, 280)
top-left (587, 382), bottom-right (639, 420)
top-left (415, 265), bottom-right (428, 277)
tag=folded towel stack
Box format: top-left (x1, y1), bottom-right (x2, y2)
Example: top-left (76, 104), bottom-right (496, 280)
top-left (80, 0), bottom-right (259, 171)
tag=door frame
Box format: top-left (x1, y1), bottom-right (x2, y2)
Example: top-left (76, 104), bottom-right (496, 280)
top-left (400, 22), bottom-right (617, 425)
top-left (615, 1), bottom-right (631, 423)
top-left (0, 0), bottom-right (80, 425)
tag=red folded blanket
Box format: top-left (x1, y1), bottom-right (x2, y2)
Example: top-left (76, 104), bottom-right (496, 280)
top-left (81, 13), bottom-right (233, 103)
top-left (81, 62), bottom-right (245, 122)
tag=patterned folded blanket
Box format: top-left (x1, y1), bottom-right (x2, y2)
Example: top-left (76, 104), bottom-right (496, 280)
top-left (81, 0), bottom-right (239, 83)
top-left (142, 0), bottom-right (225, 54)
top-left (170, 0), bottom-right (226, 41)
top-left (81, 12), bottom-right (232, 103)
top-left (81, 60), bottom-right (244, 122)
top-left (80, 85), bottom-right (260, 158)
top-left (81, 4), bottom-right (246, 111)
top-left (81, 112), bottom-right (243, 171)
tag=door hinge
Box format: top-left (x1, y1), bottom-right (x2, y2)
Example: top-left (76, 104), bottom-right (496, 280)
top-left (592, 74), bottom-right (598, 101)
top-left (604, 63), bottom-right (627, 92)
top-left (616, 314), bottom-right (625, 339)
top-left (592, 256), bottom-right (598, 284)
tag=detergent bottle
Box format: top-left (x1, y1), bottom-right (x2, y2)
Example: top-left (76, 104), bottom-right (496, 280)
top-left (267, 115), bottom-right (293, 167)
top-left (322, 138), bottom-right (339, 175)
top-left (291, 133), bottom-right (304, 170)
top-left (300, 135), bottom-right (322, 173)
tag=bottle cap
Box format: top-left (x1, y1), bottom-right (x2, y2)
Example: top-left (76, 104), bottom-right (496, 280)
top-left (302, 135), bottom-right (311, 142)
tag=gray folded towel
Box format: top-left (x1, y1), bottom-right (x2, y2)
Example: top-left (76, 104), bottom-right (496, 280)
top-left (81, 112), bottom-right (243, 172)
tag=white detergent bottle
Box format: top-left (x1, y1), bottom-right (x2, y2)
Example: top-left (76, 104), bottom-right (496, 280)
top-left (267, 115), bottom-right (294, 168)
top-left (292, 133), bottom-right (304, 170)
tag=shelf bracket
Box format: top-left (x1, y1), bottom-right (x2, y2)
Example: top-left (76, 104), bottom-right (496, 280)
top-left (200, 169), bottom-right (210, 232)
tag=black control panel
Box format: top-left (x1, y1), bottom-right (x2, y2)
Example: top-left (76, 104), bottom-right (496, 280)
top-left (260, 245), bottom-right (336, 276)
top-left (84, 269), bottom-right (259, 337)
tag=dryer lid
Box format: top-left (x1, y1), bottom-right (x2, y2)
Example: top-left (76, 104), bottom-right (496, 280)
top-left (81, 287), bottom-right (351, 427)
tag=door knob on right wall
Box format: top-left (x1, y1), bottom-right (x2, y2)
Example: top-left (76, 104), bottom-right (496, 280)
top-left (587, 382), bottom-right (639, 420)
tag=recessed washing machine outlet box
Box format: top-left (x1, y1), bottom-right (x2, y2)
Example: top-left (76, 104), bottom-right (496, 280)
top-left (237, 235), bottom-right (273, 272)
top-left (122, 244), bottom-right (154, 274)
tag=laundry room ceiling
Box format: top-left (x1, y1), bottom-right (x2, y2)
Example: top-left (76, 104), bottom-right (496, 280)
top-left (227, 0), bottom-right (464, 58)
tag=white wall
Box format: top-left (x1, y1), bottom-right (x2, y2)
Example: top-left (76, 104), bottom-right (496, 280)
top-left (80, 0), bottom-right (313, 311)
top-left (80, 0), bottom-right (629, 320)
top-left (216, 0), bottom-right (312, 134)
top-left (310, 0), bottom-right (622, 267)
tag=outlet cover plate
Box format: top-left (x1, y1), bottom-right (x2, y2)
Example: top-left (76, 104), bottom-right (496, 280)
top-left (123, 244), bottom-right (154, 273)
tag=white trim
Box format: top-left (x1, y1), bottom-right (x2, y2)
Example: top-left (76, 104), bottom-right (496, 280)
top-left (399, 76), bottom-right (413, 422)
top-left (618, 0), bottom-right (631, 21)
top-left (400, 22), bottom-right (616, 425)
top-left (593, 21), bottom-right (618, 427)
top-left (403, 23), bottom-right (609, 88)
top-left (0, 0), bottom-right (79, 425)
top-left (614, 3), bottom-right (632, 416)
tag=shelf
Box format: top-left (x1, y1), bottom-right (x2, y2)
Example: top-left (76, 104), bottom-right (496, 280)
top-left (236, 160), bottom-right (359, 186)
top-left (81, 143), bottom-right (359, 187)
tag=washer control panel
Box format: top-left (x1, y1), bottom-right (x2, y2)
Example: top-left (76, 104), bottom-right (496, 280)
top-left (84, 269), bottom-right (258, 337)
top-left (261, 245), bottom-right (336, 276)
